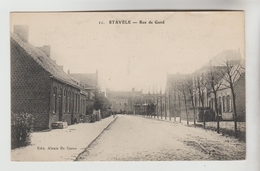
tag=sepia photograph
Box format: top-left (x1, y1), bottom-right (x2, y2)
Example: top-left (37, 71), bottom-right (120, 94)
top-left (10, 11), bottom-right (245, 162)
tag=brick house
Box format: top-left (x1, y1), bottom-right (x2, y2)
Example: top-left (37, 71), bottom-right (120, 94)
top-left (68, 71), bottom-right (98, 116)
top-left (11, 25), bottom-right (87, 130)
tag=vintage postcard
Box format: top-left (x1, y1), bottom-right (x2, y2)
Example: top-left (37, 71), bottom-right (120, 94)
top-left (10, 11), bottom-right (245, 161)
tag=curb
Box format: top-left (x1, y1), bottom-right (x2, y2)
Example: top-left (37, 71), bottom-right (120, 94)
top-left (74, 116), bottom-right (118, 161)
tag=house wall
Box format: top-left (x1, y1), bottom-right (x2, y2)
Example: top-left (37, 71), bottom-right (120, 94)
top-left (50, 81), bottom-right (82, 126)
top-left (11, 37), bottom-right (86, 130)
top-left (11, 38), bottom-right (51, 130)
top-left (207, 76), bottom-right (245, 121)
top-left (207, 89), bottom-right (233, 120)
top-left (234, 75), bottom-right (245, 121)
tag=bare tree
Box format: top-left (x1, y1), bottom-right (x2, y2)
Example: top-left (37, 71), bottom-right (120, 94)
top-left (177, 91), bottom-right (182, 123)
top-left (186, 77), bottom-right (196, 127)
top-left (180, 79), bottom-right (189, 125)
top-left (173, 88), bottom-right (177, 122)
top-left (172, 80), bottom-right (183, 123)
top-left (170, 80), bottom-right (179, 122)
top-left (202, 62), bottom-right (224, 133)
top-left (217, 58), bottom-right (244, 137)
top-left (195, 74), bottom-right (206, 129)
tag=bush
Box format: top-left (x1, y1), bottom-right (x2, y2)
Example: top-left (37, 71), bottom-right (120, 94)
top-left (11, 113), bottom-right (34, 149)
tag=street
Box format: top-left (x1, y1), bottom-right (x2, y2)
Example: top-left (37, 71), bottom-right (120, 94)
top-left (77, 115), bottom-right (245, 161)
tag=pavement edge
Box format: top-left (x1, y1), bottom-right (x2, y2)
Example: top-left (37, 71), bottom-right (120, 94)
top-left (74, 116), bottom-right (118, 161)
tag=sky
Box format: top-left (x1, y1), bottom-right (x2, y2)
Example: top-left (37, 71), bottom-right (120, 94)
top-left (10, 12), bottom-right (245, 93)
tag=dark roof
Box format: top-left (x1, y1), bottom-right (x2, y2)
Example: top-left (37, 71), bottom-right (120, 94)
top-left (11, 32), bottom-right (79, 88)
top-left (68, 73), bottom-right (97, 88)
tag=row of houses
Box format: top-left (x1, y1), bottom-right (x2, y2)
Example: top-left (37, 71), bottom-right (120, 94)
top-left (105, 50), bottom-right (245, 123)
top-left (11, 25), bottom-right (99, 130)
top-left (166, 50), bottom-right (245, 122)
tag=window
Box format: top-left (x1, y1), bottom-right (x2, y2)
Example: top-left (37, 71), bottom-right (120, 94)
top-left (218, 97), bottom-right (221, 113)
top-left (53, 87), bottom-right (57, 113)
top-left (78, 94), bottom-right (80, 112)
top-left (194, 95), bottom-right (197, 107)
top-left (222, 96), bottom-right (226, 112)
top-left (74, 93), bottom-right (76, 112)
top-left (86, 91), bottom-right (89, 100)
top-left (71, 92), bottom-right (74, 112)
top-left (212, 98), bottom-right (214, 110)
top-left (75, 94), bottom-right (78, 113)
top-left (64, 90), bottom-right (67, 112)
top-left (68, 91), bottom-right (70, 112)
top-left (226, 95), bottom-right (231, 112)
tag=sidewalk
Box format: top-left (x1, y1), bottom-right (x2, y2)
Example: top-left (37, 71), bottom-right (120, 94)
top-left (11, 116), bottom-right (117, 162)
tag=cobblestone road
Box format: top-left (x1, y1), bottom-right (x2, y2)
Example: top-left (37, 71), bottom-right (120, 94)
top-left (77, 115), bottom-right (245, 161)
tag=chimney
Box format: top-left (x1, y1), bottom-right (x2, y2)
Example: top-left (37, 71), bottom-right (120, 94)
top-left (38, 45), bottom-right (51, 58)
top-left (14, 25), bottom-right (29, 43)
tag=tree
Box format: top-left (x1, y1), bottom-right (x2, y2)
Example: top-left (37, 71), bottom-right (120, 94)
top-left (177, 91), bottom-right (182, 123)
top-left (195, 73), bottom-right (206, 129)
top-left (217, 58), bottom-right (244, 137)
top-left (186, 77), bottom-right (196, 127)
top-left (93, 87), bottom-right (111, 118)
top-left (180, 79), bottom-right (189, 125)
top-left (202, 62), bottom-right (224, 133)
top-left (172, 80), bottom-right (182, 123)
